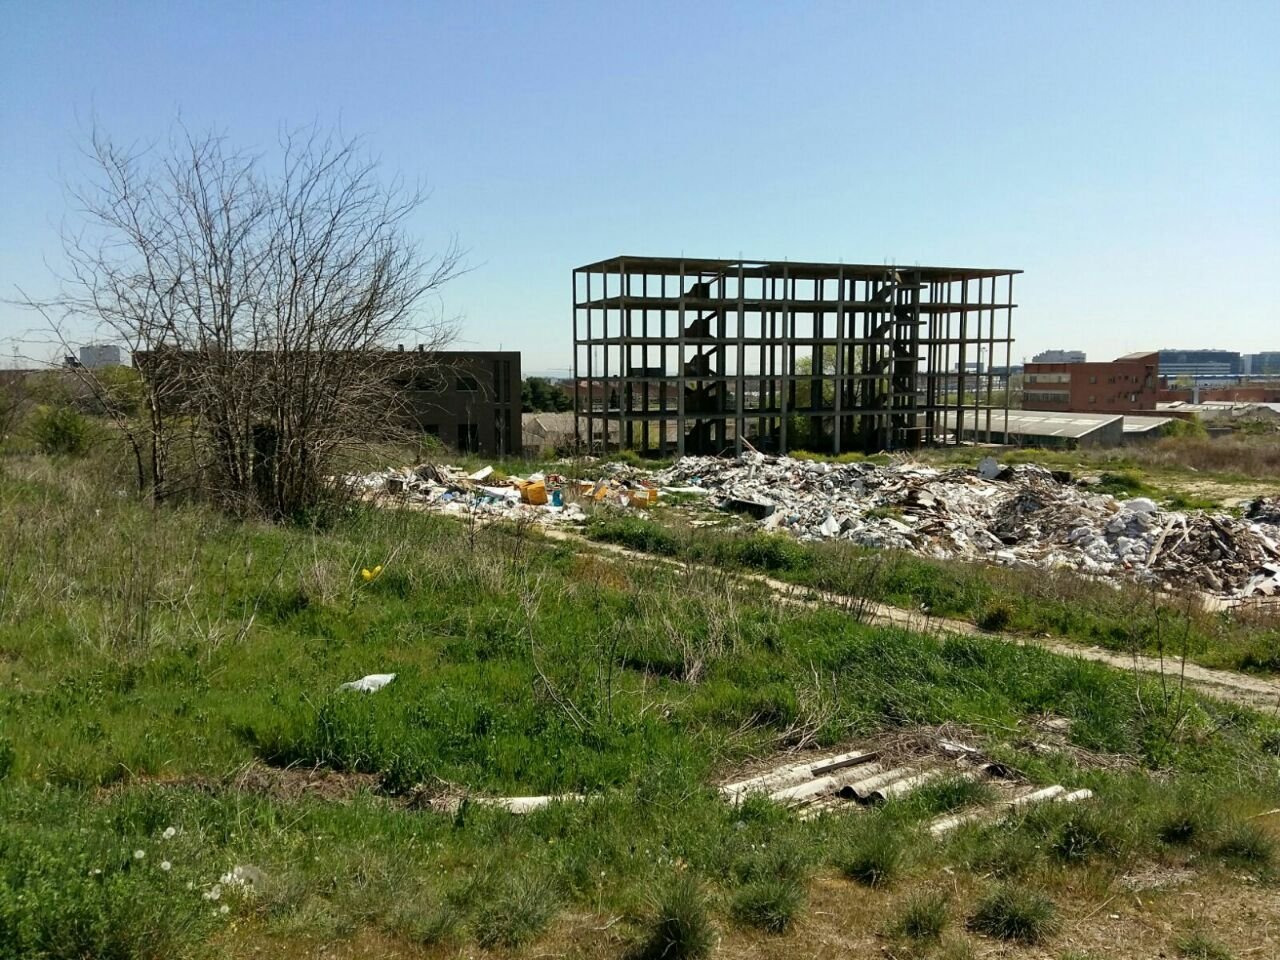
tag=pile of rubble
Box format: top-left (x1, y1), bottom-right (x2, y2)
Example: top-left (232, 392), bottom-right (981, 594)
top-left (653, 454), bottom-right (1280, 599)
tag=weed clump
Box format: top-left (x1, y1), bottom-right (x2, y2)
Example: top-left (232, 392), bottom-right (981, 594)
top-left (729, 877), bottom-right (804, 934)
top-left (387, 896), bottom-right (460, 946)
top-left (1049, 807), bottom-right (1130, 863)
top-left (911, 777), bottom-right (994, 816)
top-left (890, 890), bottom-right (949, 941)
top-left (634, 873), bottom-right (714, 960)
top-left (1177, 931), bottom-right (1235, 959)
top-left (976, 600), bottom-right (1013, 632)
top-left (835, 827), bottom-right (903, 888)
top-left (967, 885), bottom-right (1058, 944)
top-left (1213, 819), bottom-right (1274, 867)
top-left (472, 872), bottom-right (558, 948)
top-left (1156, 794), bottom-right (1219, 846)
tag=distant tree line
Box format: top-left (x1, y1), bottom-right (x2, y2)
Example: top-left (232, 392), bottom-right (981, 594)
top-left (522, 377), bottom-right (571, 413)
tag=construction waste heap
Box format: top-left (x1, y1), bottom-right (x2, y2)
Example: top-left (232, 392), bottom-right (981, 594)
top-left (352, 453), bottom-right (1280, 601)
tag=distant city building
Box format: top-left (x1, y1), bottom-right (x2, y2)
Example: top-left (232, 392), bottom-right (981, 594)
top-left (78, 344), bottom-right (122, 368)
top-left (1023, 352), bottom-right (1158, 414)
top-left (1247, 352), bottom-right (1280, 375)
top-left (1031, 349), bottom-right (1086, 364)
top-left (1158, 349), bottom-right (1241, 378)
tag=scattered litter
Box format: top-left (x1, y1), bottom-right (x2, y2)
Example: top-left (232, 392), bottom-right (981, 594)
top-left (349, 462), bottom-right (640, 527)
top-left (338, 673), bottom-right (396, 693)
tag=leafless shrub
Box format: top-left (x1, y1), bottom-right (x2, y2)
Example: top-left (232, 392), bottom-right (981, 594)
top-left (776, 663), bottom-right (841, 750)
top-left (20, 121), bottom-right (463, 519)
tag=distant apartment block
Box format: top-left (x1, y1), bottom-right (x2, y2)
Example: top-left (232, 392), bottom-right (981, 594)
top-left (1158, 349), bottom-right (1241, 378)
top-left (1245, 352), bottom-right (1280, 375)
top-left (1023, 352), bottom-right (1158, 413)
top-left (1031, 349), bottom-right (1086, 364)
top-left (78, 344), bottom-right (122, 368)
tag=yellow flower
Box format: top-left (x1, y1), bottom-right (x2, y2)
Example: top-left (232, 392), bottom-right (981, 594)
top-left (360, 564), bottom-right (384, 582)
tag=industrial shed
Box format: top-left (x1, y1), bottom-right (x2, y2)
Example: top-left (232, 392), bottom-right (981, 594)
top-left (943, 410), bottom-right (1124, 449)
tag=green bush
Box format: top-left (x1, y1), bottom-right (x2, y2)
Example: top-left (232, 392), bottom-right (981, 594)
top-left (731, 533), bottom-right (811, 572)
top-left (586, 515), bottom-right (681, 556)
top-left (976, 601), bottom-right (1014, 632)
top-left (1049, 807), bottom-right (1130, 863)
top-left (27, 404), bottom-right (93, 456)
top-left (1161, 416), bottom-right (1208, 439)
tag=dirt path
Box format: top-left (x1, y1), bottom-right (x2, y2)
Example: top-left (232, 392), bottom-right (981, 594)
top-left (546, 528), bottom-right (1280, 713)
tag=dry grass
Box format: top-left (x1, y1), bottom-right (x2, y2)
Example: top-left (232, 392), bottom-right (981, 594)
top-left (1127, 434), bottom-right (1280, 480)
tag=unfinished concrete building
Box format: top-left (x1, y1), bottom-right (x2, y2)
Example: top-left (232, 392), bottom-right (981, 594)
top-left (573, 256), bottom-right (1018, 455)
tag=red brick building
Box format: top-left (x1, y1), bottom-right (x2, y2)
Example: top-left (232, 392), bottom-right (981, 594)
top-left (1023, 352), bottom-right (1158, 413)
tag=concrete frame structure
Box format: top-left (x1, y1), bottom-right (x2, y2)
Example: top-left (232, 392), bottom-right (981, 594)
top-left (573, 256), bottom-right (1018, 456)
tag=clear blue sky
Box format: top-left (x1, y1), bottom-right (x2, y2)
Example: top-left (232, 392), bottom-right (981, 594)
top-left (2, 1), bottom-right (1277, 372)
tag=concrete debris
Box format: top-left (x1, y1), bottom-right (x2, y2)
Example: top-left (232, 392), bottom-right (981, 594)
top-left (653, 454), bottom-right (1280, 598)
top-left (470, 794), bottom-right (585, 814)
top-left (928, 784), bottom-right (1093, 837)
top-left (722, 739), bottom-right (1093, 831)
top-left (338, 673), bottom-right (396, 693)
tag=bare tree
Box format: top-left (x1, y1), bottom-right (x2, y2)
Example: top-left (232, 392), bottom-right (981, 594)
top-left (22, 122), bottom-right (462, 517)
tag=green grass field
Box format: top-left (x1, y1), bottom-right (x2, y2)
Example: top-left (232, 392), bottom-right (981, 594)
top-left (585, 512), bottom-right (1280, 676)
top-left (2, 453), bottom-right (1278, 958)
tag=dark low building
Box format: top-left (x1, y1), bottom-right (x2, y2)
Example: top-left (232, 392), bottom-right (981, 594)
top-left (134, 347), bottom-right (521, 457)
top-left (396, 350), bottom-right (521, 455)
